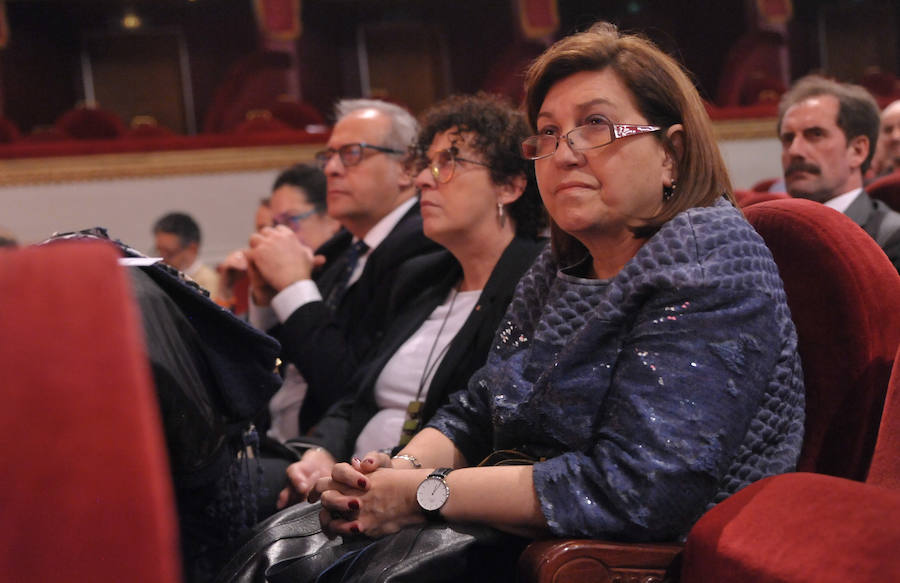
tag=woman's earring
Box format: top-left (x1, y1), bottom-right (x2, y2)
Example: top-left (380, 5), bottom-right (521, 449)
top-left (662, 181), bottom-right (677, 202)
top-left (497, 202), bottom-right (506, 227)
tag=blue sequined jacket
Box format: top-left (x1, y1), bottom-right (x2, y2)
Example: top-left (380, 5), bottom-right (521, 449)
top-left (427, 199), bottom-right (805, 542)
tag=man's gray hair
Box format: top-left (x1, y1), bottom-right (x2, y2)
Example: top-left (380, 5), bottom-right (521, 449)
top-left (334, 98), bottom-right (418, 154)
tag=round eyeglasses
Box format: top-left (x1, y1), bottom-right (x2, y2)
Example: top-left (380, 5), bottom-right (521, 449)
top-left (272, 209), bottom-right (317, 232)
top-left (315, 142), bottom-right (405, 169)
top-left (521, 120), bottom-right (661, 160)
top-left (417, 147), bottom-right (490, 184)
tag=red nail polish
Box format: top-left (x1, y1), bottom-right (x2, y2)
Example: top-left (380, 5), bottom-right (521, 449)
top-left (352, 457), bottom-right (362, 465)
top-left (357, 478), bottom-right (367, 488)
top-left (364, 458), bottom-right (375, 465)
top-left (348, 500), bottom-right (359, 510)
top-left (350, 525), bottom-right (360, 534)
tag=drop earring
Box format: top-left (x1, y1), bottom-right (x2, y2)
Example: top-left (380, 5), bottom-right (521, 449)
top-left (497, 202), bottom-right (506, 227)
top-left (662, 180), bottom-right (677, 201)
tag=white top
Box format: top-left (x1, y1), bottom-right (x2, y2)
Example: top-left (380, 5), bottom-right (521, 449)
top-left (824, 187), bottom-right (863, 214)
top-left (353, 287), bottom-right (480, 458)
top-left (266, 363), bottom-right (307, 442)
top-left (249, 196), bottom-right (417, 328)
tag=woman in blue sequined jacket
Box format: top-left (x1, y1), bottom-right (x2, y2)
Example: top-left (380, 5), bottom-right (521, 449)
top-left (310, 22), bottom-right (805, 544)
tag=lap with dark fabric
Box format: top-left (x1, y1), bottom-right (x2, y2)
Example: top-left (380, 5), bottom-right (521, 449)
top-left (215, 502), bottom-right (528, 583)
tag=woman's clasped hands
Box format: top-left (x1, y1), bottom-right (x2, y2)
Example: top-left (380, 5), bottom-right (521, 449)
top-left (308, 452), bottom-right (433, 539)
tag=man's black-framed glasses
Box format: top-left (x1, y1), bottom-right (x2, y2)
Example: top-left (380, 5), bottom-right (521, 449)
top-left (315, 142), bottom-right (405, 169)
top-left (272, 209), bottom-right (317, 232)
top-left (416, 147), bottom-right (490, 184)
top-left (521, 120), bottom-right (661, 160)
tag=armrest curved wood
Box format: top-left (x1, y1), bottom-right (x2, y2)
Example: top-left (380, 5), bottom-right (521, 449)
top-left (517, 539), bottom-right (683, 583)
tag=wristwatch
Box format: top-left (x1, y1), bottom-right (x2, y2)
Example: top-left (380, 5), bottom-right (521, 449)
top-left (416, 467), bottom-right (453, 520)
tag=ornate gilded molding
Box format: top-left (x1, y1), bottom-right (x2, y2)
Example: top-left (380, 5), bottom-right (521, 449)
top-left (711, 117), bottom-right (778, 141)
top-left (0, 143), bottom-right (322, 186)
top-left (0, 119), bottom-right (778, 187)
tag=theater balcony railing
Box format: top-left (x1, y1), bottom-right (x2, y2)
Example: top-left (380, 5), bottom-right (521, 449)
top-left (0, 128), bottom-right (329, 186)
top-left (0, 105), bottom-right (778, 187)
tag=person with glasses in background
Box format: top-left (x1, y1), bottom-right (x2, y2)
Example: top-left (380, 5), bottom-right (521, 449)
top-left (246, 99), bottom-right (440, 440)
top-left (153, 211), bottom-right (219, 294)
top-left (249, 23), bottom-right (804, 581)
top-left (270, 93), bottom-right (545, 513)
top-left (242, 164), bottom-right (341, 443)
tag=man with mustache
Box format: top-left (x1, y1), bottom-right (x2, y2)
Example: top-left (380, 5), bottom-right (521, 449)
top-left (778, 75), bottom-right (900, 273)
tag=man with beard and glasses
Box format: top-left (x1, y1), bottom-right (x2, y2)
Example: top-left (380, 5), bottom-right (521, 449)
top-left (778, 74), bottom-right (900, 273)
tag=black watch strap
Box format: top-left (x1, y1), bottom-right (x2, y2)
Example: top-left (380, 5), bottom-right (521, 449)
top-left (428, 467), bottom-right (453, 480)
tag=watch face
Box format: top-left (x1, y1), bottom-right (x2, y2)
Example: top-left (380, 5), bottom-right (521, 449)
top-left (416, 476), bottom-right (450, 512)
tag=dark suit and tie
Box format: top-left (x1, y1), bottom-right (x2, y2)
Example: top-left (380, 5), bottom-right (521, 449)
top-left (276, 203), bottom-right (440, 433)
top-left (844, 190), bottom-right (900, 273)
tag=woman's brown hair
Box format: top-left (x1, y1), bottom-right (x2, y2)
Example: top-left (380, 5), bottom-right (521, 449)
top-left (523, 22), bottom-right (735, 265)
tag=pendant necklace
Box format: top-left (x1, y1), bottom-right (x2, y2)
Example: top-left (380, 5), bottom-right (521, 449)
top-left (399, 283), bottom-right (460, 446)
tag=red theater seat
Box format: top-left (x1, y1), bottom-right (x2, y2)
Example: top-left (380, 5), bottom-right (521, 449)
top-left (743, 199), bottom-right (900, 479)
top-left (0, 242), bottom-right (182, 583)
top-left (203, 50), bottom-right (294, 133)
top-left (681, 341), bottom-right (900, 582)
top-left (55, 105), bottom-right (127, 139)
top-left (866, 170), bottom-right (900, 212)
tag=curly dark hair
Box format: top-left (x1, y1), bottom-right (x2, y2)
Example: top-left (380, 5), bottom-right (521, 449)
top-left (412, 92), bottom-right (545, 239)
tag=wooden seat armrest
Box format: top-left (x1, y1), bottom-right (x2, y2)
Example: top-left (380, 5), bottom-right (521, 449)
top-left (517, 539), bottom-right (683, 583)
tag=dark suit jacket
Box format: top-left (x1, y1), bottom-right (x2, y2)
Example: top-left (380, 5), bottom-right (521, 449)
top-left (304, 236), bottom-right (546, 460)
top-left (276, 201), bottom-right (441, 433)
top-left (845, 191), bottom-right (900, 273)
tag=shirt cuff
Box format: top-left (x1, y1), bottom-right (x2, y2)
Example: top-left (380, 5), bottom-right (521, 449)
top-left (248, 300), bottom-right (279, 331)
top-left (272, 279), bottom-right (323, 322)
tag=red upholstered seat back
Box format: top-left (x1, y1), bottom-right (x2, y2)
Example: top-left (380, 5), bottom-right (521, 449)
top-left (866, 169), bottom-right (900, 212)
top-left (55, 106), bottom-right (127, 139)
top-left (867, 344), bottom-right (900, 489)
top-left (743, 198), bottom-right (900, 481)
top-left (681, 472), bottom-right (900, 582)
top-left (0, 242), bottom-right (182, 583)
top-left (733, 189), bottom-right (789, 208)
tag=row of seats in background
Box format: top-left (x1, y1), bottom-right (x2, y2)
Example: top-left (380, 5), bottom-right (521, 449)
top-left (0, 98), bottom-right (327, 144)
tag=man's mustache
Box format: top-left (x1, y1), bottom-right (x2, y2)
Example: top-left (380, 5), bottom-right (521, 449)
top-left (784, 161), bottom-right (821, 176)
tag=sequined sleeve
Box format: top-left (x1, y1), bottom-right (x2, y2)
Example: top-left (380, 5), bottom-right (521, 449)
top-left (531, 285), bottom-right (788, 540)
top-left (430, 202), bottom-right (804, 540)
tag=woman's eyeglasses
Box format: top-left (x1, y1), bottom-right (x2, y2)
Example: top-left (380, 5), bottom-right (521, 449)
top-left (417, 147), bottom-right (490, 184)
top-left (272, 209), bottom-right (317, 231)
top-left (315, 143), bottom-right (405, 169)
top-left (521, 120), bottom-right (661, 160)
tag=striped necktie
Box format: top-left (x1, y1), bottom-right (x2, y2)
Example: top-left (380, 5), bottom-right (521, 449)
top-left (325, 239), bottom-right (368, 309)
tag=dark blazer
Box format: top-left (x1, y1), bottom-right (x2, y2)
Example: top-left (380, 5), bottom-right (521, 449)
top-left (305, 236), bottom-right (546, 460)
top-left (276, 201), bottom-right (442, 433)
top-left (845, 191), bottom-right (900, 273)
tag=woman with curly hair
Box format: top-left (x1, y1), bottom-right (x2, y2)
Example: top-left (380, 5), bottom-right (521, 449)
top-left (273, 92), bottom-right (546, 510)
